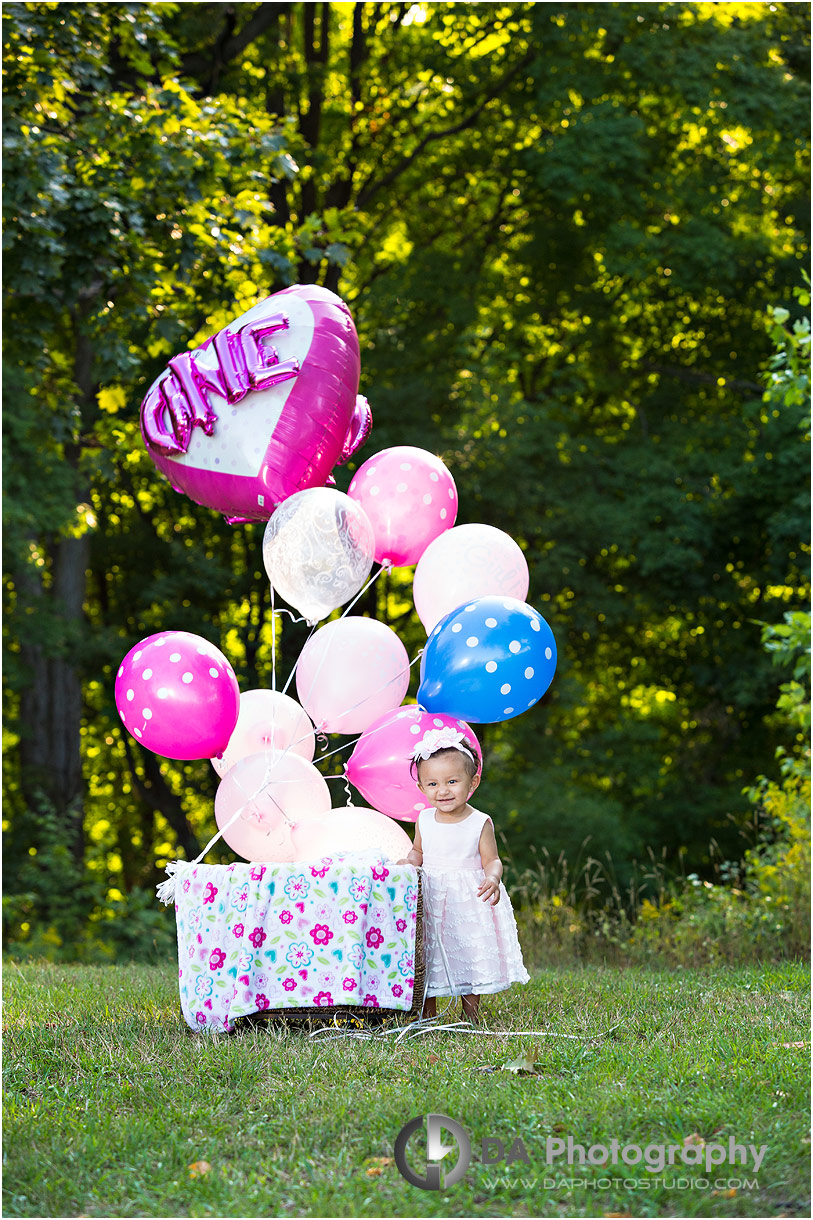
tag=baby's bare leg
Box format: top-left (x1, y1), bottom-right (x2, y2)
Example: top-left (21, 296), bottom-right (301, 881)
top-left (461, 993), bottom-right (480, 1023)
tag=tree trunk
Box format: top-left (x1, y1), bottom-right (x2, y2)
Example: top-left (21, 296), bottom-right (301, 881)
top-left (122, 738), bottom-right (203, 863)
top-left (18, 531), bottom-right (89, 864)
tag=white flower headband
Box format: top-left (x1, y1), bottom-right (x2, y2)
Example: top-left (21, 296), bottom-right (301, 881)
top-left (411, 727), bottom-right (479, 769)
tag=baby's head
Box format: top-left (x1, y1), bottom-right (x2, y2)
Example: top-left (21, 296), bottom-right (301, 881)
top-left (409, 726), bottom-right (481, 785)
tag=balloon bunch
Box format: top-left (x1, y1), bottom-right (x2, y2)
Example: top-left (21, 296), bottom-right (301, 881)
top-left (118, 285), bottom-right (557, 867)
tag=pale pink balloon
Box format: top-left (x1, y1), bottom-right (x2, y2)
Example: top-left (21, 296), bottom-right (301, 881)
top-left (413, 523), bottom-right (530, 634)
top-left (115, 631), bottom-right (239, 760)
top-left (296, 617), bottom-right (410, 734)
top-left (347, 445), bottom-right (458, 567)
top-left (346, 706), bottom-right (481, 821)
top-left (211, 689), bottom-right (315, 778)
top-left (291, 806), bottom-right (414, 861)
top-left (214, 750), bottom-right (331, 862)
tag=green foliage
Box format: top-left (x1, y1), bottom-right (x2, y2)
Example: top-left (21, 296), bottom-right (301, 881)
top-left (512, 596), bottom-right (811, 968)
top-left (2, 791), bottom-right (175, 962)
top-left (626, 868), bottom-right (809, 965)
top-left (740, 603), bottom-right (811, 957)
top-left (1, 793), bottom-right (103, 953)
top-left (2, 2), bottom-right (810, 946)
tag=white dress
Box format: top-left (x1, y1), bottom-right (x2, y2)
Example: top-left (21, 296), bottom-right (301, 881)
top-left (418, 808), bottom-right (530, 998)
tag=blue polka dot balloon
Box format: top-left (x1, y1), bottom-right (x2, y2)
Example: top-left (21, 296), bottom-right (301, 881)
top-left (417, 596), bottom-right (557, 723)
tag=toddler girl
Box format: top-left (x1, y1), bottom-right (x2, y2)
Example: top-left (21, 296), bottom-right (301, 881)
top-left (399, 727), bottom-right (529, 1022)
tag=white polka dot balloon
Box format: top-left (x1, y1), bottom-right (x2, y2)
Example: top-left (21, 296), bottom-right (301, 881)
top-left (115, 631), bottom-right (240, 759)
top-left (347, 445), bottom-right (458, 567)
top-left (417, 596), bottom-right (557, 724)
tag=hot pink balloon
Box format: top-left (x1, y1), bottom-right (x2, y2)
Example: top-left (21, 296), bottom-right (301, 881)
top-left (336, 395), bottom-right (373, 464)
top-left (296, 617), bottom-right (410, 734)
top-left (345, 706), bottom-right (481, 821)
top-left (347, 445), bottom-right (458, 567)
top-left (291, 806), bottom-right (414, 862)
top-left (140, 285), bottom-right (367, 524)
top-left (211, 689), bottom-right (315, 779)
top-left (115, 631), bottom-right (239, 760)
top-left (413, 523), bottom-right (530, 634)
top-left (214, 750), bottom-right (331, 862)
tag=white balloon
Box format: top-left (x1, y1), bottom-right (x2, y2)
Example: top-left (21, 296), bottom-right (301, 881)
top-left (263, 487), bottom-right (375, 623)
top-left (291, 805), bottom-right (413, 861)
top-left (296, 617), bottom-right (410, 734)
top-left (413, 523), bottom-right (530, 634)
top-left (211, 689), bottom-right (315, 778)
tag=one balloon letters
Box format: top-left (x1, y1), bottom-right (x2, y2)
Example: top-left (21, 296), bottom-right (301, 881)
top-left (140, 285), bottom-right (367, 523)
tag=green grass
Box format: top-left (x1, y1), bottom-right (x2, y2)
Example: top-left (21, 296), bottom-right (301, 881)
top-left (2, 959), bottom-right (810, 1217)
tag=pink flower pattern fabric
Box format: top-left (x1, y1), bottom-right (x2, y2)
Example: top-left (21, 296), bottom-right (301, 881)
top-left (175, 855), bottom-right (419, 1032)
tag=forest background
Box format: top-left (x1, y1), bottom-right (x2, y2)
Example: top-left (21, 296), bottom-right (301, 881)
top-left (2, 0), bottom-right (810, 961)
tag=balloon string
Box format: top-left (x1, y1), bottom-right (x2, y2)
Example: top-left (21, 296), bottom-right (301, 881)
top-left (280, 623), bottom-right (317, 698)
top-left (191, 753), bottom-right (302, 870)
top-left (273, 606), bottom-right (307, 624)
top-left (270, 590), bottom-right (278, 794)
top-left (308, 650), bottom-right (425, 769)
top-left (342, 560), bottom-right (391, 616)
top-left (270, 585), bottom-right (277, 694)
top-left (157, 648), bottom-right (424, 896)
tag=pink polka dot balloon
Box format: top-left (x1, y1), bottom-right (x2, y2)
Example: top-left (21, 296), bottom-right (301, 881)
top-left (347, 445), bottom-right (458, 567)
top-left (115, 631), bottom-right (240, 760)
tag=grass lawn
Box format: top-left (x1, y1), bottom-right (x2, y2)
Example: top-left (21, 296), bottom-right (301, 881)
top-left (2, 957), bottom-right (810, 1218)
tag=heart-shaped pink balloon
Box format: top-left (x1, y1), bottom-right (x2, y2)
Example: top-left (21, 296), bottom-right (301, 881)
top-left (140, 285), bottom-right (363, 523)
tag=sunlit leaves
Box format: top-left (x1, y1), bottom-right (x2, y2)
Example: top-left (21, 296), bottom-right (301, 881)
top-left (2, 1), bottom-right (809, 919)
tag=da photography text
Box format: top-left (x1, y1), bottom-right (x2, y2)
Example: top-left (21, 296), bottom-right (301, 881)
top-left (394, 1114), bottom-right (767, 1191)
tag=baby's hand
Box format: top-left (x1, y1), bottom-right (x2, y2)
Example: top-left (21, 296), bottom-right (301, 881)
top-left (478, 876), bottom-right (500, 905)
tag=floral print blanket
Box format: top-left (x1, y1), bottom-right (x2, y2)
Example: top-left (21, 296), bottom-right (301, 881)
top-left (173, 853), bottom-right (420, 1032)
